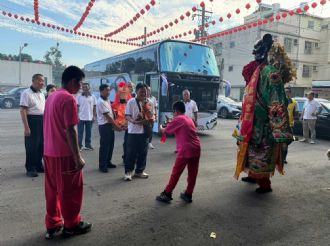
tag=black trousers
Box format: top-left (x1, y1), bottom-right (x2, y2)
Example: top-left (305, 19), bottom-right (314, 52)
top-left (98, 123), bottom-right (115, 169)
top-left (25, 115), bottom-right (44, 172)
top-left (122, 130), bottom-right (128, 163)
top-left (125, 134), bottom-right (149, 174)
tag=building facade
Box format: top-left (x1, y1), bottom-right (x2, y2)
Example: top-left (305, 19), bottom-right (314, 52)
top-left (0, 60), bottom-right (53, 87)
top-left (208, 3), bottom-right (330, 100)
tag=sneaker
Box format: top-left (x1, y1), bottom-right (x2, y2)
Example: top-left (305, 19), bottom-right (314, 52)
top-left (133, 172), bottom-right (149, 179)
top-left (26, 171), bottom-right (38, 177)
top-left (85, 146), bottom-right (94, 151)
top-left (310, 140), bottom-right (315, 144)
top-left (255, 187), bottom-right (273, 194)
top-left (79, 147), bottom-right (85, 151)
top-left (99, 167), bottom-right (108, 173)
top-left (180, 192), bottom-right (193, 203)
top-left (124, 172), bottom-right (132, 181)
top-left (149, 143), bottom-right (155, 149)
top-left (107, 163), bottom-right (117, 168)
top-left (45, 226), bottom-right (63, 240)
top-left (299, 138), bottom-right (308, 143)
top-left (241, 177), bottom-right (257, 184)
top-left (62, 221), bottom-right (92, 238)
top-left (156, 191), bottom-right (173, 203)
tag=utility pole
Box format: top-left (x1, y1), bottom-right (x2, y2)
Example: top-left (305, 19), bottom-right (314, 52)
top-left (192, 5), bottom-right (212, 44)
top-left (19, 43), bottom-right (28, 86)
top-left (142, 27), bottom-right (147, 46)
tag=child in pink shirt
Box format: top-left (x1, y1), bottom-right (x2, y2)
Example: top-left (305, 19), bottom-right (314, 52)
top-left (157, 101), bottom-right (201, 203)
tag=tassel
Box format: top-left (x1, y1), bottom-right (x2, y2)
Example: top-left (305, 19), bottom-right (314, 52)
top-left (160, 133), bottom-right (167, 143)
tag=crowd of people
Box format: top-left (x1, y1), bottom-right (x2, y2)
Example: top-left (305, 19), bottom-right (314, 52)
top-left (17, 33), bottom-right (329, 240)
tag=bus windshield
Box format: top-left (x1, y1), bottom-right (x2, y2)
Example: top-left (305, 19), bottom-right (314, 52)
top-left (159, 42), bottom-right (219, 76)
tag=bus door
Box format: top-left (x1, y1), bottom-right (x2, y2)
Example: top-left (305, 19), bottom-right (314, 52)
top-left (145, 73), bottom-right (161, 133)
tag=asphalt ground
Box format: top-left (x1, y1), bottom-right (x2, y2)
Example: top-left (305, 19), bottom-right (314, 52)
top-left (0, 109), bottom-right (330, 246)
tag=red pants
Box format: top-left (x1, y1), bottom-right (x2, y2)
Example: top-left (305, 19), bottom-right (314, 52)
top-left (165, 156), bottom-right (200, 195)
top-left (44, 156), bottom-right (83, 230)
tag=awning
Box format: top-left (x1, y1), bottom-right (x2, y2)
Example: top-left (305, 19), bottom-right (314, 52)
top-left (312, 80), bottom-right (330, 88)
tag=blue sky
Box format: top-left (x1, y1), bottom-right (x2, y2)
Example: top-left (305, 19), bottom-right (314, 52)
top-left (0, 0), bottom-right (329, 68)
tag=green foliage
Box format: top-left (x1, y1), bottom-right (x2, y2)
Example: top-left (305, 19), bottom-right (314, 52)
top-left (44, 43), bottom-right (65, 85)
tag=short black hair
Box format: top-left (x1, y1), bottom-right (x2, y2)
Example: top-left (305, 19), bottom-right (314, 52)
top-left (99, 83), bottom-right (109, 92)
top-left (46, 84), bottom-right (56, 92)
top-left (32, 74), bottom-right (43, 82)
top-left (172, 101), bottom-right (185, 114)
top-left (308, 91), bottom-right (315, 97)
top-left (82, 82), bottom-right (90, 87)
top-left (135, 83), bottom-right (148, 92)
top-left (61, 66), bottom-right (85, 86)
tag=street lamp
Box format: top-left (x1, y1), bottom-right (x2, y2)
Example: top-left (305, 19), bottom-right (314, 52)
top-left (19, 43), bottom-right (28, 86)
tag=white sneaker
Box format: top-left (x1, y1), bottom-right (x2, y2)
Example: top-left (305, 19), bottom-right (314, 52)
top-left (133, 172), bottom-right (149, 179)
top-left (149, 143), bottom-right (155, 149)
top-left (124, 172), bottom-right (132, 181)
top-left (310, 140), bottom-right (315, 144)
top-left (299, 138), bottom-right (307, 143)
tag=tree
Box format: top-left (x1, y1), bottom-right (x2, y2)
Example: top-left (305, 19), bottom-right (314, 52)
top-left (44, 42), bottom-right (65, 85)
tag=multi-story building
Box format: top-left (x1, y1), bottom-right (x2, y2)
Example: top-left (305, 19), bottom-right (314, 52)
top-left (208, 3), bottom-right (330, 100)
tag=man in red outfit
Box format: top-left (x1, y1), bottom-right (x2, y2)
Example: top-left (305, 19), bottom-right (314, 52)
top-left (156, 101), bottom-right (201, 203)
top-left (43, 66), bottom-right (92, 239)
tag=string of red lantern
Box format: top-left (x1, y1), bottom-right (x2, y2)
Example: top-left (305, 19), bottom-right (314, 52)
top-left (193, 1), bottom-right (327, 43)
top-left (34, 0), bottom-right (39, 23)
top-left (73, 0), bottom-right (96, 31)
top-left (126, 1), bottom-right (206, 42)
top-left (104, 0), bottom-right (156, 38)
top-left (0, 9), bottom-right (142, 47)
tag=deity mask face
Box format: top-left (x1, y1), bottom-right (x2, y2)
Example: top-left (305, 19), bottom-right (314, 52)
top-left (252, 34), bottom-right (273, 63)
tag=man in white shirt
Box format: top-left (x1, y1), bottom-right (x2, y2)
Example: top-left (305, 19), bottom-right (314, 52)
top-left (183, 89), bottom-right (198, 127)
top-left (300, 92), bottom-right (322, 144)
top-left (20, 74), bottom-right (45, 177)
top-left (96, 84), bottom-right (120, 173)
top-left (77, 83), bottom-right (97, 151)
top-left (124, 83), bottom-right (152, 181)
top-left (147, 86), bottom-right (158, 149)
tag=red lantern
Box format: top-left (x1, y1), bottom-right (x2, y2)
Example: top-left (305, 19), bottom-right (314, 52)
top-left (8, 12), bottom-right (12, 17)
top-left (242, 26), bottom-right (247, 30)
top-left (157, 29), bottom-right (160, 33)
top-left (20, 16), bottom-right (24, 21)
top-left (179, 34), bottom-right (182, 38)
top-left (258, 20), bottom-right (262, 25)
top-left (320, 0), bottom-right (326, 6)
top-left (160, 27), bottom-right (164, 31)
top-left (248, 24), bottom-right (252, 28)
top-left (296, 8), bottom-right (302, 14)
top-left (212, 20), bottom-right (216, 25)
top-left (304, 5), bottom-right (309, 11)
top-left (57, 26), bottom-right (60, 30)
top-left (282, 12), bottom-right (288, 18)
top-left (52, 25), bottom-right (56, 29)
top-left (130, 20), bottom-right (134, 24)
top-left (276, 15), bottom-right (281, 20)
top-left (140, 9), bottom-right (145, 15)
top-left (227, 13), bottom-right (231, 19)
top-left (186, 11), bottom-right (191, 17)
top-left (146, 4), bottom-right (151, 10)
top-left (180, 15), bottom-right (184, 21)
top-left (263, 19), bottom-right (268, 24)
top-left (289, 10), bottom-right (295, 16)
top-left (200, 2), bottom-right (205, 8)
top-left (233, 28), bottom-right (238, 32)
top-left (192, 6), bottom-right (197, 12)
top-left (236, 8), bottom-right (240, 14)
top-left (312, 2), bottom-right (317, 8)
top-left (169, 22), bottom-right (173, 26)
top-left (253, 22), bottom-right (258, 27)
top-left (188, 30), bottom-right (192, 34)
top-left (246, 3), bottom-right (251, 9)
top-left (165, 24), bottom-right (169, 29)
top-left (133, 16), bottom-right (137, 21)
top-left (256, 0), bottom-right (262, 4)
top-left (183, 32), bottom-right (187, 36)
top-left (31, 19), bottom-right (35, 23)
top-left (199, 26), bottom-right (203, 31)
top-left (14, 14), bottom-right (18, 19)
top-left (153, 30), bottom-right (156, 34)
top-left (26, 17), bottom-right (30, 22)
top-left (150, 0), bottom-right (156, 6)
top-left (2, 11), bottom-right (6, 16)
top-left (219, 17), bottom-right (224, 22)
top-left (205, 23), bottom-right (209, 28)
top-left (174, 19), bottom-right (179, 24)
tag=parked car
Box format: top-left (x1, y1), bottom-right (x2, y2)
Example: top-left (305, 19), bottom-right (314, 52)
top-left (292, 97), bottom-right (330, 140)
top-left (217, 95), bottom-right (242, 118)
top-left (0, 87), bottom-right (28, 109)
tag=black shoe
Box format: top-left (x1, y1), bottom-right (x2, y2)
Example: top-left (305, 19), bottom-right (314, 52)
top-left (45, 226), bottom-right (63, 240)
top-left (241, 177), bottom-right (257, 184)
top-left (26, 171), bottom-right (38, 177)
top-left (180, 192), bottom-right (193, 203)
top-left (62, 221), bottom-right (92, 238)
top-left (283, 160), bottom-right (288, 164)
top-left (107, 163), bottom-right (117, 169)
top-left (255, 187), bottom-right (273, 194)
top-left (99, 168), bottom-right (108, 173)
top-left (156, 191), bottom-right (173, 203)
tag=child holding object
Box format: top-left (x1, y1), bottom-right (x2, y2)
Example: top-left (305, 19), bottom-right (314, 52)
top-left (156, 101), bottom-right (201, 203)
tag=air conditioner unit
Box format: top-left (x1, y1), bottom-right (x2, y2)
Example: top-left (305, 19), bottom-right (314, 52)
top-left (294, 39), bottom-right (298, 46)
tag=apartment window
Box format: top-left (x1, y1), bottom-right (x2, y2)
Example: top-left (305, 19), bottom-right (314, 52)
top-left (284, 38), bottom-right (293, 53)
top-left (313, 65), bottom-right (318, 72)
top-left (214, 42), bottom-right (223, 56)
top-left (228, 65), bottom-right (234, 72)
top-left (308, 21), bottom-right (314, 29)
top-left (293, 39), bottom-right (298, 46)
top-left (302, 65), bottom-right (311, 77)
top-left (314, 42), bottom-right (320, 49)
top-left (304, 41), bottom-right (312, 54)
top-left (230, 41), bottom-right (235, 48)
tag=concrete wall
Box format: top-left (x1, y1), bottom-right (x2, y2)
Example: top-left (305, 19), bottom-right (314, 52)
top-left (0, 60), bottom-right (53, 86)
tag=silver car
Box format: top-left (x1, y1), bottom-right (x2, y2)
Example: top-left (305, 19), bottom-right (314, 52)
top-left (217, 95), bottom-right (242, 118)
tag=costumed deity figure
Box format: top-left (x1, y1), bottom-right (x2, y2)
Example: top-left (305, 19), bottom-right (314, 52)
top-left (234, 34), bottom-right (296, 193)
top-left (112, 82), bottom-right (132, 130)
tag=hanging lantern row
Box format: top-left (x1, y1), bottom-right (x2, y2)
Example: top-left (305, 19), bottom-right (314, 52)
top-left (104, 0), bottom-right (156, 38)
top-left (34, 0), bottom-right (39, 23)
top-left (193, 1), bottom-right (328, 43)
top-left (73, 0), bottom-right (96, 31)
top-left (0, 10), bottom-right (142, 47)
top-left (126, 1), bottom-right (207, 42)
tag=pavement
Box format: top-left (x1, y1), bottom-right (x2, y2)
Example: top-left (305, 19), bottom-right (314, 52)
top-left (0, 109), bottom-right (330, 246)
